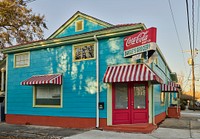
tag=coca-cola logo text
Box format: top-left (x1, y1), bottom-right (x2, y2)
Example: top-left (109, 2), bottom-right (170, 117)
top-left (125, 31), bottom-right (150, 48)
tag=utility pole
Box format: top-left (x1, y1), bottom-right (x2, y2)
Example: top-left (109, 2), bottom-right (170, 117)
top-left (191, 57), bottom-right (196, 111)
top-left (183, 49), bottom-right (198, 110)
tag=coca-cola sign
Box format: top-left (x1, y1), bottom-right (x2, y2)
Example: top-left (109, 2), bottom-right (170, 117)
top-left (124, 27), bottom-right (157, 52)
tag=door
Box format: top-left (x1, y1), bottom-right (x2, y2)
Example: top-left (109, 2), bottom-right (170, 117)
top-left (131, 84), bottom-right (148, 123)
top-left (112, 83), bottom-right (148, 125)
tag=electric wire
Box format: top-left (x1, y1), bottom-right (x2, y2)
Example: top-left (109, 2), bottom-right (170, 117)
top-left (192, 0), bottom-right (195, 53)
top-left (186, 0), bottom-right (193, 57)
top-left (168, 0), bottom-right (188, 74)
top-left (195, 0), bottom-right (200, 48)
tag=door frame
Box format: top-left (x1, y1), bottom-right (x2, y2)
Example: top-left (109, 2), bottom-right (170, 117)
top-left (112, 82), bottom-right (149, 125)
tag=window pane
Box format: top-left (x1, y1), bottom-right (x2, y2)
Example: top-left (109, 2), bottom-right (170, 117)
top-left (115, 83), bottom-right (128, 109)
top-left (74, 44), bottom-right (94, 61)
top-left (75, 48), bottom-right (81, 60)
top-left (35, 85), bottom-right (61, 106)
top-left (15, 53), bottom-right (29, 67)
top-left (134, 85), bottom-right (146, 109)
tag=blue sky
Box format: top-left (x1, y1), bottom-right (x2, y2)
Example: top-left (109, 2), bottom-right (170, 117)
top-left (28, 0), bottom-right (200, 91)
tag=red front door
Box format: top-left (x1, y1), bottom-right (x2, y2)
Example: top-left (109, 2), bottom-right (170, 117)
top-left (112, 82), bottom-right (148, 125)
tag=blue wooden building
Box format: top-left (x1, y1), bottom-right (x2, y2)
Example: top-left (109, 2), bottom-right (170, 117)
top-left (2, 11), bottom-right (180, 133)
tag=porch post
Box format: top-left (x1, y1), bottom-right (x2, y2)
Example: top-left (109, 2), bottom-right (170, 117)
top-left (1, 68), bottom-right (5, 91)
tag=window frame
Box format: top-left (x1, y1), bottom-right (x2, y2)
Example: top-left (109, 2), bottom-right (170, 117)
top-left (75, 20), bottom-right (84, 32)
top-left (14, 52), bottom-right (30, 68)
top-left (73, 42), bottom-right (96, 62)
top-left (33, 85), bottom-right (63, 108)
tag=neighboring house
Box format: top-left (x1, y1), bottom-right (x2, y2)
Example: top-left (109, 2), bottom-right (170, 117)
top-left (0, 57), bottom-right (6, 122)
top-left (0, 57), bottom-right (6, 100)
top-left (2, 11), bottom-right (180, 133)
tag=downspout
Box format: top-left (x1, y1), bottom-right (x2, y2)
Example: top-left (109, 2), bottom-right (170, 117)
top-left (94, 35), bottom-right (99, 128)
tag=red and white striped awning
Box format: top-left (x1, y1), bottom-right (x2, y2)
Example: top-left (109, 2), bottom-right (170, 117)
top-left (21, 74), bottom-right (62, 85)
top-left (168, 82), bottom-right (181, 88)
top-left (103, 64), bottom-right (163, 83)
top-left (161, 84), bottom-right (178, 92)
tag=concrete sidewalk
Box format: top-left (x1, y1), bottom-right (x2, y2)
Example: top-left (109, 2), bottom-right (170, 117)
top-left (64, 128), bottom-right (200, 139)
top-left (0, 109), bottom-right (200, 139)
top-left (65, 109), bottom-right (200, 139)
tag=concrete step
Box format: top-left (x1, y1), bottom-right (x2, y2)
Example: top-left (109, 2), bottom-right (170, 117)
top-left (103, 123), bottom-right (157, 133)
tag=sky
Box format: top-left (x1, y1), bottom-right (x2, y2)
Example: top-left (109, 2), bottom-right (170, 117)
top-left (27, 0), bottom-right (200, 91)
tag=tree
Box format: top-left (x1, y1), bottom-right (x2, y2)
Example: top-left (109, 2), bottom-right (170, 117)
top-left (0, 0), bottom-right (47, 48)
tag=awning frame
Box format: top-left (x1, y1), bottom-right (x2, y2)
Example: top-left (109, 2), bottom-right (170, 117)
top-left (103, 63), bottom-right (163, 84)
top-left (21, 74), bottom-right (62, 85)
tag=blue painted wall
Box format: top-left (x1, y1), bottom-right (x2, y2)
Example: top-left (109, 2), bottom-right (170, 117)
top-left (55, 17), bottom-right (106, 38)
top-left (7, 35), bottom-right (133, 119)
top-left (152, 52), bottom-right (174, 116)
top-left (6, 15), bottom-right (174, 120)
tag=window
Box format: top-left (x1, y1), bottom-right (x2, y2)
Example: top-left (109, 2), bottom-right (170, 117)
top-left (160, 92), bottom-right (165, 105)
top-left (74, 43), bottom-right (95, 61)
top-left (134, 84), bottom-right (146, 109)
top-left (14, 52), bottom-right (30, 68)
top-left (34, 85), bottom-right (62, 107)
top-left (75, 20), bottom-right (84, 31)
top-left (115, 83), bottom-right (128, 109)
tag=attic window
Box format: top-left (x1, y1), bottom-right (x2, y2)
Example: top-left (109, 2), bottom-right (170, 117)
top-left (75, 20), bottom-right (84, 32)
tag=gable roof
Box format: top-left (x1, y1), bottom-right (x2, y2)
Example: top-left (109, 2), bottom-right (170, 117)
top-left (48, 11), bottom-right (113, 39)
top-left (2, 23), bottom-right (146, 54)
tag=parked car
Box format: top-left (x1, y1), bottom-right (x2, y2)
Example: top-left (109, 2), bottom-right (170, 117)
top-left (188, 100), bottom-right (200, 110)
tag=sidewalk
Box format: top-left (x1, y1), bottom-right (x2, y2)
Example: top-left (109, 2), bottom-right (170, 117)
top-left (64, 128), bottom-right (198, 139)
top-left (0, 109), bottom-right (200, 139)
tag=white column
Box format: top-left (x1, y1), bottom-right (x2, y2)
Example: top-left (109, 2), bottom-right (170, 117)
top-left (1, 68), bottom-right (5, 91)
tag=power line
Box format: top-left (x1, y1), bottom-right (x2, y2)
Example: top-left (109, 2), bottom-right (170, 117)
top-left (186, 0), bottom-right (193, 56)
top-left (195, 0), bottom-right (200, 48)
top-left (168, 0), bottom-right (187, 74)
top-left (192, 0), bottom-right (195, 52)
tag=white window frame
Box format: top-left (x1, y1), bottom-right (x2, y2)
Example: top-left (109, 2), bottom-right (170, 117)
top-left (33, 85), bottom-right (63, 108)
top-left (75, 20), bottom-right (84, 32)
top-left (14, 52), bottom-right (30, 68)
top-left (73, 42), bottom-right (96, 62)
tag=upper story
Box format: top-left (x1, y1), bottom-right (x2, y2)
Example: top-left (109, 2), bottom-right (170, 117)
top-left (2, 11), bottom-right (177, 84)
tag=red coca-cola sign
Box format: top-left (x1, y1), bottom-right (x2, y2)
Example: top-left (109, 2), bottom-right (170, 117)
top-left (124, 27), bottom-right (157, 51)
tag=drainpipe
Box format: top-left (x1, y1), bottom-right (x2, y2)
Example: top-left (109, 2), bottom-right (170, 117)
top-left (94, 35), bottom-right (99, 128)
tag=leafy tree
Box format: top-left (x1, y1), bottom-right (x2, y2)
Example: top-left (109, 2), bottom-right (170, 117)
top-left (0, 0), bottom-right (47, 48)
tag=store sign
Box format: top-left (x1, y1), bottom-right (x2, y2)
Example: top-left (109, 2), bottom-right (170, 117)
top-left (124, 27), bottom-right (157, 57)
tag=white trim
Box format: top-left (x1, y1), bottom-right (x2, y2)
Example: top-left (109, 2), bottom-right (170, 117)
top-left (107, 84), bottom-right (112, 125)
top-left (14, 52), bottom-right (30, 68)
top-left (148, 82), bottom-right (152, 124)
top-left (5, 56), bottom-right (8, 114)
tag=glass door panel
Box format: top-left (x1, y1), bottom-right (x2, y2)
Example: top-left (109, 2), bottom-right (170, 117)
top-left (115, 83), bottom-right (128, 109)
top-left (134, 84), bottom-right (146, 109)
